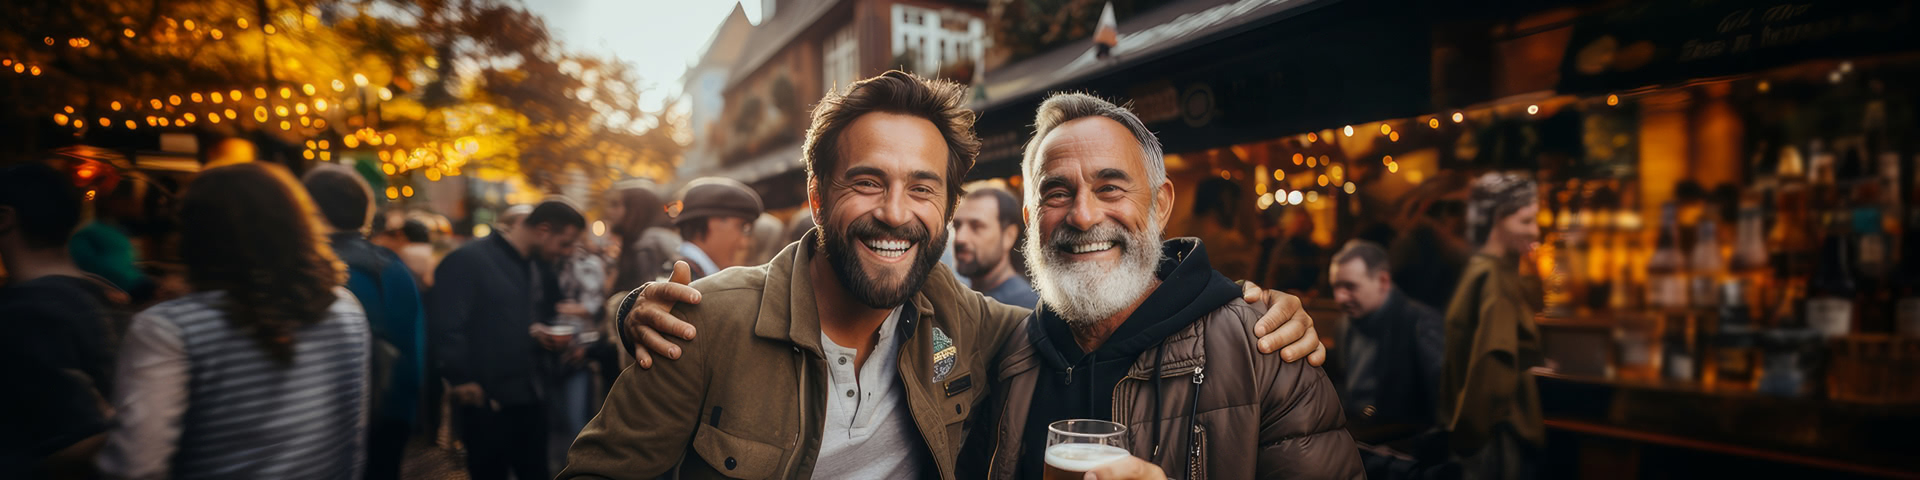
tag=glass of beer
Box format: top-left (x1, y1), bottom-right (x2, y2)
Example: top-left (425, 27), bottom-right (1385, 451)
top-left (1044, 419), bottom-right (1129, 480)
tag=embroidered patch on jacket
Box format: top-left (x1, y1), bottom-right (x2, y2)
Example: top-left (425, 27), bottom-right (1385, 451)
top-left (931, 327), bottom-right (956, 382)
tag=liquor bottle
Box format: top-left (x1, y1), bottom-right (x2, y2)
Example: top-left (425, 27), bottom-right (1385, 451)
top-left (1611, 182), bottom-right (1643, 310)
top-left (1586, 182), bottom-right (1618, 312)
top-left (1806, 212), bottom-right (1857, 339)
top-left (1732, 202), bottom-right (1772, 317)
top-left (1713, 281), bottom-right (1758, 391)
top-left (1853, 202), bottom-right (1891, 333)
top-left (1647, 203), bottom-right (1689, 310)
top-left (1690, 215), bottom-right (1724, 310)
top-left (1541, 189), bottom-right (1573, 316)
top-left (1898, 168), bottom-right (1920, 337)
top-left (1662, 311), bottom-right (1699, 383)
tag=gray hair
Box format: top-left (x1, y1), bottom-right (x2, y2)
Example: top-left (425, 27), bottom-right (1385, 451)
top-left (1019, 93), bottom-right (1166, 203)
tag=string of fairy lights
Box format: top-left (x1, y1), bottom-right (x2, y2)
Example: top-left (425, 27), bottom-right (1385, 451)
top-left (1249, 94), bottom-right (1613, 212)
top-left (5, 12), bottom-right (472, 200)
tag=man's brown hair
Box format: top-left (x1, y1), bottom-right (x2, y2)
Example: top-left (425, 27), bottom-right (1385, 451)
top-left (802, 70), bottom-right (979, 216)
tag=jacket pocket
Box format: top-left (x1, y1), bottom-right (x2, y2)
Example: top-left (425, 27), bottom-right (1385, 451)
top-left (690, 423), bottom-right (787, 479)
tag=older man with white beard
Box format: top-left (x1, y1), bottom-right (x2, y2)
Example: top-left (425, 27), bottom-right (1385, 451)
top-left (957, 93), bottom-right (1364, 479)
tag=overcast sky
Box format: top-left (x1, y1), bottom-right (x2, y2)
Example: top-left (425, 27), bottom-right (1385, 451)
top-left (523, 0), bottom-right (762, 112)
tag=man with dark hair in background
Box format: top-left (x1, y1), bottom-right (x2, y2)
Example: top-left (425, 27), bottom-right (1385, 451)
top-left (301, 164), bottom-right (428, 480)
top-left (430, 199), bottom-right (585, 480)
top-left (1325, 240), bottom-right (1449, 478)
top-left (952, 187), bottom-right (1037, 307)
top-left (0, 162), bottom-right (123, 479)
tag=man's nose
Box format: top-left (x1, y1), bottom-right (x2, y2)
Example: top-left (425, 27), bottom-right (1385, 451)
top-left (1066, 190), bottom-right (1103, 231)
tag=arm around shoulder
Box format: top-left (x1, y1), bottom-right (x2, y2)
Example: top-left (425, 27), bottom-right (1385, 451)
top-left (559, 304), bottom-right (712, 479)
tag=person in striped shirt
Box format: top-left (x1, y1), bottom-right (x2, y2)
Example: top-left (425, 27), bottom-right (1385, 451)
top-left (98, 163), bottom-right (372, 480)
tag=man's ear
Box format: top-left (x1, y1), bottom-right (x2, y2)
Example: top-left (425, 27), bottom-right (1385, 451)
top-left (1000, 222), bottom-right (1020, 248)
top-left (807, 175), bottom-right (822, 223)
top-left (1151, 180), bottom-right (1176, 229)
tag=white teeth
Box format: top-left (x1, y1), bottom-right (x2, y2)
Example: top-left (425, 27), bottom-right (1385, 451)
top-left (1067, 241), bottom-right (1114, 254)
top-left (864, 239), bottom-right (911, 258)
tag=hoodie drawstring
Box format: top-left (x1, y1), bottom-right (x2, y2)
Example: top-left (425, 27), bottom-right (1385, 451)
top-left (1148, 342), bottom-right (1168, 459)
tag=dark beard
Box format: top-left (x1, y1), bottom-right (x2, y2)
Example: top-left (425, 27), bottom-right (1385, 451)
top-left (822, 215), bottom-right (944, 309)
top-left (953, 245), bottom-right (1000, 278)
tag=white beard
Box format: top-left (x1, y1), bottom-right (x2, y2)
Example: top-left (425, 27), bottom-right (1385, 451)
top-left (1025, 218), bottom-right (1163, 328)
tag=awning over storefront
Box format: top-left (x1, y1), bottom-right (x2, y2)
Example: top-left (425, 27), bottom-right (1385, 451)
top-left (977, 0), bottom-right (1339, 112)
top-left (969, 0), bottom-right (1431, 172)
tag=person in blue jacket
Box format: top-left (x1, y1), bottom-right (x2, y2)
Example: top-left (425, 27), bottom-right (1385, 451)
top-left (302, 165), bottom-right (427, 480)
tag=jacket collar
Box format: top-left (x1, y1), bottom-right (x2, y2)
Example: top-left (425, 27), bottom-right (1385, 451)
top-left (752, 227), bottom-right (934, 357)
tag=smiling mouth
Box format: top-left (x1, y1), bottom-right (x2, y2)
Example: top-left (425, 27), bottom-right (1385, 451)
top-left (863, 238), bottom-right (913, 258)
top-left (1062, 241), bottom-right (1116, 254)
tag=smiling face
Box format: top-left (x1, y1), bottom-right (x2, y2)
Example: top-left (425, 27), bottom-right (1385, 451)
top-left (1024, 116), bottom-right (1173, 326)
top-left (812, 111), bottom-right (953, 309)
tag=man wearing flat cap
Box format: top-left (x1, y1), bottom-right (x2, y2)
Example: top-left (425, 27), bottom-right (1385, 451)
top-left (671, 177), bottom-right (765, 281)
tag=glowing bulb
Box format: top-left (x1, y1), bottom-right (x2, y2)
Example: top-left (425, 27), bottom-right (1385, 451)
top-left (212, 92), bottom-right (224, 103)
top-left (1429, 118), bottom-right (1440, 128)
top-left (1291, 153), bottom-right (1304, 165)
top-left (1451, 112), bottom-right (1464, 123)
top-left (1343, 125), bottom-right (1354, 137)
top-left (1526, 104), bottom-right (1540, 115)
top-left (28, 66), bottom-right (40, 76)
top-left (279, 120), bottom-right (291, 130)
top-left (191, 92), bottom-right (203, 103)
top-left (157, 117), bottom-right (169, 126)
top-left (182, 112), bottom-right (196, 123)
top-left (353, 73), bottom-right (368, 87)
top-left (168, 95), bottom-right (182, 105)
top-left (295, 102), bottom-right (308, 115)
top-left (1380, 124), bottom-right (1391, 135)
top-left (275, 105), bottom-right (289, 116)
top-left (332, 79), bottom-right (346, 92)
top-left (302, 83), bottom-right (316, 95)
top-left (1344, 182), bottom-right (1356, 194)
top-left (1318, 174), bottom-right (1329, 187)
top-left (1287, 191), bottom-right (1303, 205)
top-left (110, 101), bottom-right (122, 111)
top-left (253, 106), bottom-right (268, 122)
top-left (1273, 169), bottom-right (1285, 181)
top-left (254, 87), bottom-right (267, 99)
top-left (224, 108), bottom-right (237, 119)
top-left (1387, 162), bottom-right (1399, 173)
top-left (377, 87), bottom-right (393, 101)
top-left (299, 116), bottom-right (311, 126)
top-left (1606, 95), bottom-right (1619, 106)
top-left (230, 89), bottom-right (244, 101)
top-left (279, 87), bottom-right (292, 99)
top-left (314, 99), bottom-right (328, 112)
top-left (208, 114), bottom-right (220, 124)
top-left (1389, 131), bottom-right (1400, 142)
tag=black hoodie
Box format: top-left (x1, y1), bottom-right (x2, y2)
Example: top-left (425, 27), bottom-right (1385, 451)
top-left (1015, 238), bottom-right (1241, 480)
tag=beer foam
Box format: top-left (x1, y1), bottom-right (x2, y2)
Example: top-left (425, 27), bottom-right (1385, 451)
top-left (1044, 443), bottom-right (1129, 472)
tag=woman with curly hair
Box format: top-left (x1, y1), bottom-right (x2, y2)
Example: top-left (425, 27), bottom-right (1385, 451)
top-left (99, 162), bottom-right (371, 480)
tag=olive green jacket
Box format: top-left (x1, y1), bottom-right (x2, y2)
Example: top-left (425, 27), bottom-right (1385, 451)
top-left (1440, 253), bottom-right (1547, 454)
top-left (560, 229), bottom-right (1028, 479)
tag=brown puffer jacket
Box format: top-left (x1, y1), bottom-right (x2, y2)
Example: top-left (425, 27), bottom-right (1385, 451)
top-left (959, 300), bottom-right (1365, 479)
